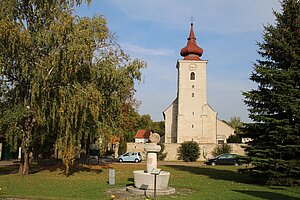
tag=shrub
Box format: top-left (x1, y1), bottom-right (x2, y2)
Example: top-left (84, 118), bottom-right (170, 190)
top-left (178, 141), bottom-right (200, 162)
top-left (212, 144), bottom-right (232, 157)
top-left (227, 134), bottom-right (242, 143)
top-left (157, 143), bottom-right (167, 161)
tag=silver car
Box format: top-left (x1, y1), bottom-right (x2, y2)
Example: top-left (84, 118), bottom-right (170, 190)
top-left (118, 152), bottom-right (142, 163)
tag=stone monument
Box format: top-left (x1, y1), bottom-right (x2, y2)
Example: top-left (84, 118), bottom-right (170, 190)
top-left (127, 133), bottom-right (175, 196)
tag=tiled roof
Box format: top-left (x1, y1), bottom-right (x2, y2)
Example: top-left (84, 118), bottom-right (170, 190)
top-left (135, 130), bottom-right (151, 139)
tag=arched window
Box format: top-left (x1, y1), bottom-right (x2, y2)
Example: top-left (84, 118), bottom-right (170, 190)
top-left (190, 72), bottom-right (195, 80)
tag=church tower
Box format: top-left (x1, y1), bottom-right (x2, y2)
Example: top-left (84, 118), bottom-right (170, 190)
top-left (164, 23), bottom-right (234, 144)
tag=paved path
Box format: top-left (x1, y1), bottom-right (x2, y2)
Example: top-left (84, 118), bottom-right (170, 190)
top-left (159, 160), bottom-right (205, 166)
top-left (0, 160), bottom-right (19, 166)
top-left (0, 159), bottom-right (206, 167)
top-left (112, 160), bottom-right (206, 167)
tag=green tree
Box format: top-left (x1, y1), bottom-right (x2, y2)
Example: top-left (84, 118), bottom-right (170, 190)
top-left (243, 0), bottom-right (300, 185)
top-left (0, 0), bottom-right (145, 175)
top-left (227, 134), bottom-right (241, 143)
top-left (137, 114), bottom-right (152, 130)
top-left (157, 143), bottom-right (167, 161)
top-left (211, 144), bottom-right (232, 157)
top-left (178, 141), bottom-right (200, 162)
top-left (1, 0), bottom-right (93, 175)
top-left (227, 117), bottom-right (244, 135)
top-left (135, 115), bottom-right (165, 135)
top-left (227, 117), bottom-right (244, 143)
top-left (151, 121), bottom-right (165, 137)
top-left (123, 109), bottom-right (141, 142)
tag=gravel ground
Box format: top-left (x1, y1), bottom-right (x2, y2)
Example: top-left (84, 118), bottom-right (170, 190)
top-left (105, 187), bottom-right (194, 200)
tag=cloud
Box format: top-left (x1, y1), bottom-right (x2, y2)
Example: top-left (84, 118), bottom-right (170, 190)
top-left (110, 0), bottom-right (281, 33)
top-left (121, 42), bottom-right (175, 56)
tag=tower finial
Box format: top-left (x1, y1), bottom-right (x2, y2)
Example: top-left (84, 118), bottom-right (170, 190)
top-left (190, 16), bottom-right (195, 25)
top-left (180, 23), bottom-right (203, 60)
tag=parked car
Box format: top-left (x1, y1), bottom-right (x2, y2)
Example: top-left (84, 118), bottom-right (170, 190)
top-left (118, 152), bottom-right (142, 163)
top-left (205, 153), bottom-right (239, 166)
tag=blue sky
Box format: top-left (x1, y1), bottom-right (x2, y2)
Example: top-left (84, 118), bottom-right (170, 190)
top-left (76, 0), bottom-right (281, 122)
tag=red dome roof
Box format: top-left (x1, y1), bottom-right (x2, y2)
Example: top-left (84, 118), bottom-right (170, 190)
top-left (180, 23), bottom-right (203, 60)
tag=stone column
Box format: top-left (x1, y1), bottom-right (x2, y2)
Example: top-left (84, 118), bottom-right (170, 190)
top-left (144, 133), bottom-right (161, 173)
top-left (147, 152), bottom-right (157, 173)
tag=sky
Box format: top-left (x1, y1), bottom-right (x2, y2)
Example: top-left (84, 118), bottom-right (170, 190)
top-left (76, 0), bottom-right (282, 123)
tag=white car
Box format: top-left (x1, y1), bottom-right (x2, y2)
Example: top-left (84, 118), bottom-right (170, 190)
top-left (118, 152), bottom-right (142, 163)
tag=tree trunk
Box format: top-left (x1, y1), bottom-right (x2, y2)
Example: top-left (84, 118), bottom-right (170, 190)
top-left (19, 116), bottom-right (32, 175)
top-left (56, 148), bottom-right (59, 164)
top-left (22, 148), bottom-right (30, 175)
top-left (19, 147), bottom-right (30, 175)
top-left (65, 163), bottom-right (70, 177)
top-left (19, 150), bottom-right (24, 175)
top-left (85, 137), bottom-right (90, 164)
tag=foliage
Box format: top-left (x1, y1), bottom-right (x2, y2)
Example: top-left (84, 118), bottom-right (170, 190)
top-left (157, 143), bottom-right (167, 161)
top-left (123, 113), bottom-right (149, 142)
top-left (227, 117), bottom-right (244, 135)
top-left (227, 134), bottom-right (242, 143)
top-left (104, 149), bottom-right (114, 157)
top-left (134, 115), bottom-right (165, 135)
top-left (151, 121), bottom-right (165, 137)
top-left (123, 113), bottom-right (165, 142)
top-left (0, 0), bottom-right (145, 176)
top-left (0, 0), bottom-right (105, 176)
top-left (242, 0), bottom-right (300, 185)
top-left (227, 117), bottom-right (243, 143)
top-left (177, 141), bottom-right (200, 162)
top-left (118, 136), bottom-right (127, 156)
top-left (212, 144), bottom-right (232, 157)
top-left (136, 114), bottom-right (152, 130)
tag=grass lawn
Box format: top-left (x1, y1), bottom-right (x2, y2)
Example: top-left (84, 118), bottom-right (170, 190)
top-left (0, 161), bottom-right (299, 200)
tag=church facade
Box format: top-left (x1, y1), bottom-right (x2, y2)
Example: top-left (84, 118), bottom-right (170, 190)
top-left (163, 23), bottom-right (234, 144)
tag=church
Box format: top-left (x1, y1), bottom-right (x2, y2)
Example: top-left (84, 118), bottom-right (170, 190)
top-left (163, 23), bottom-right (234, 144)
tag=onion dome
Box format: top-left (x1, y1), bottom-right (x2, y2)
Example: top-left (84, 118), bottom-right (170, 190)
top-left (180, 23), bottom-right (203, 60)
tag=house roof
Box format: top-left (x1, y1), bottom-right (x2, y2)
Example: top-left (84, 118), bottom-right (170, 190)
top-left (135, 130), bottom-right (151, 139)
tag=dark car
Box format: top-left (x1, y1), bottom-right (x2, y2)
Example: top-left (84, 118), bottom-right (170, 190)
top-left (205, 153), bottom-right (239, 166)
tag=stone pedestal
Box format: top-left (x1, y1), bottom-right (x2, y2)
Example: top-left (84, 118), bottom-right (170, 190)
top-left (133, 170), bottom-right (170, 190)
top-left (130, 132), bottom-right (175, 196)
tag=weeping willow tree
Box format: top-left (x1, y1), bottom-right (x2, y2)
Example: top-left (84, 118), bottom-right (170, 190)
top-left (0, 0), bottom-right (145, 176)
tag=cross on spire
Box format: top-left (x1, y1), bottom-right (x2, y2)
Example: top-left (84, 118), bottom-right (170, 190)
top-left (190, 16), bottom-right (195, 24)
